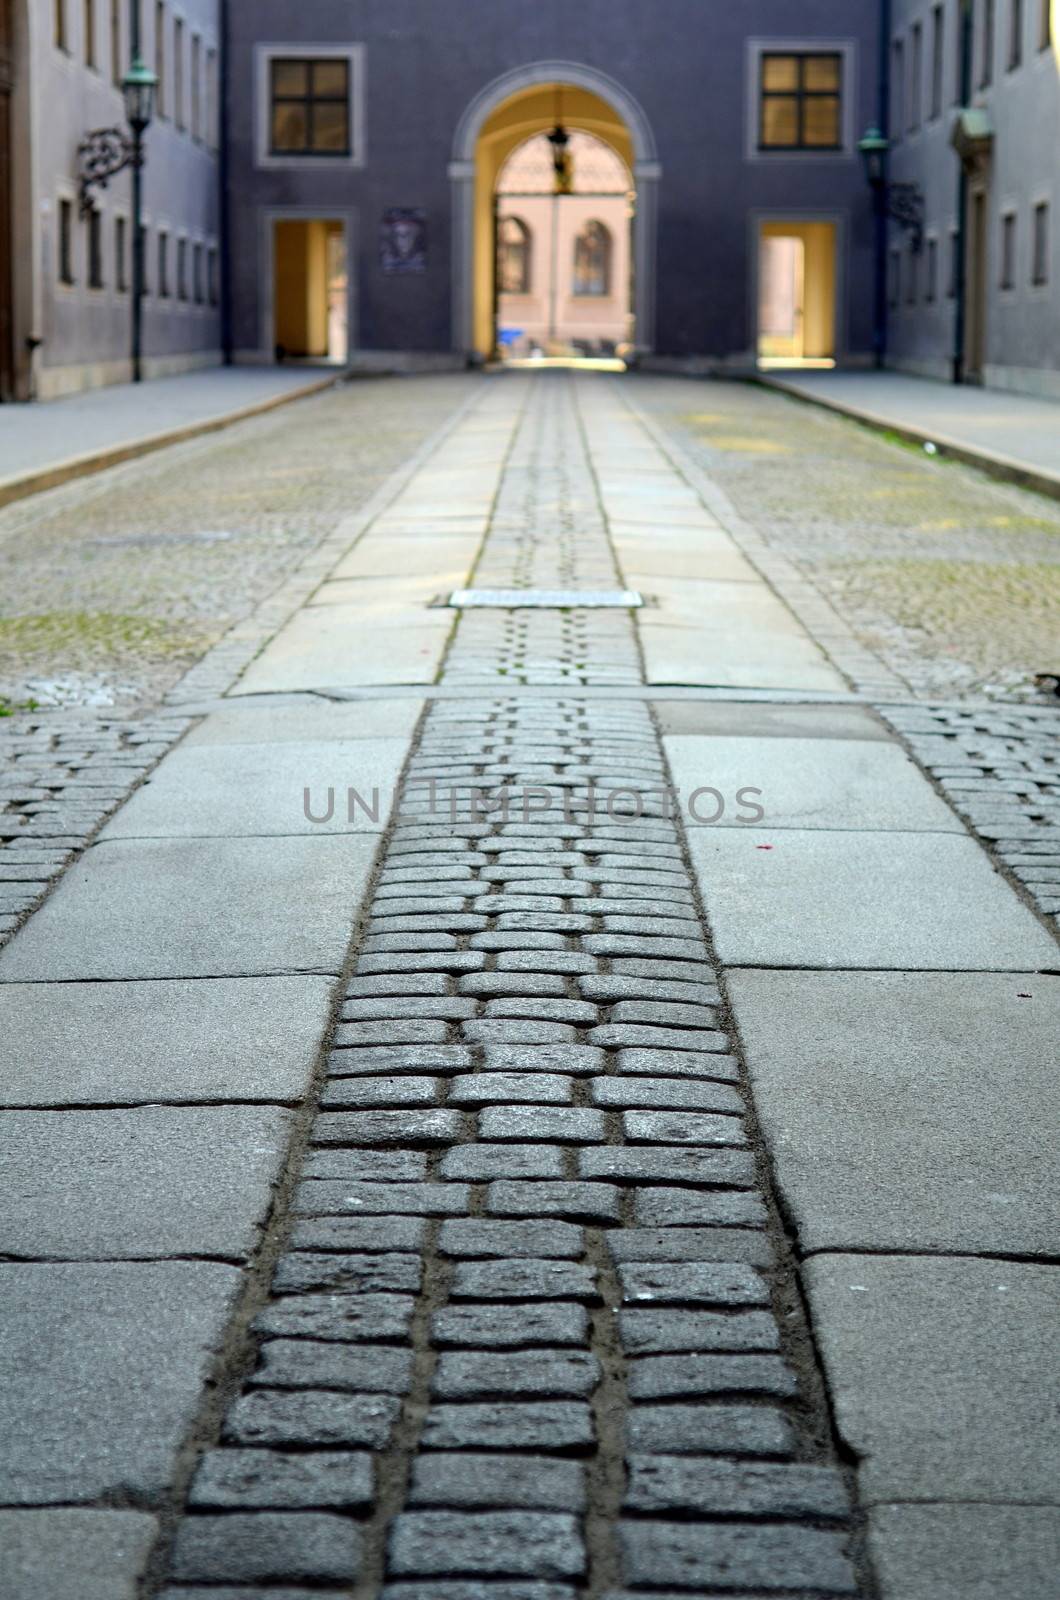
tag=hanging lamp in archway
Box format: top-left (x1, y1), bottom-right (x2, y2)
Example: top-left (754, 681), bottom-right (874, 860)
top-left (546, 90), bottom-right (573, 194)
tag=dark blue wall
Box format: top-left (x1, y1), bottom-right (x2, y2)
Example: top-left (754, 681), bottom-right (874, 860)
top-left (227, 0), bottom-right (880, 359)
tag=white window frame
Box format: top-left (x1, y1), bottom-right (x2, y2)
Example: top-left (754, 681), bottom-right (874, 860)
top-left (255, 43), bottom-right (365, 170)
top-left (746, 38), bottom-right (857, 162)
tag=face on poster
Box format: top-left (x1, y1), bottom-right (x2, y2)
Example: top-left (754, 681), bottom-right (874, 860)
top-left (380, 208), bottom-right (426, 274)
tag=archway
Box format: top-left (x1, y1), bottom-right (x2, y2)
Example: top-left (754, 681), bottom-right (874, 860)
top-left (449, 61), bottom-right (659, 360)
top-left (495, 129), bottom-right (633, 362)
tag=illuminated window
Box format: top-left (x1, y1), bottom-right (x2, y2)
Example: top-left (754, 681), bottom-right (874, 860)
top-left (270, 58), bottom-right (350, 155)
top-left (573, 220), bottom-right (612, 297)
top-left (759, 53), bottom-right (842, 150)
top-left (498, 216), bottom-right (531, 294)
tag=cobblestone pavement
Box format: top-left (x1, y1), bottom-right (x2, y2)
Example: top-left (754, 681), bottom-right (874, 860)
top-left (632, 375), bottom-right (1060, 702)
top-left (0, 374), bottom-right (477, 945)
top-left (880, 703), bottom-right (1060, 932)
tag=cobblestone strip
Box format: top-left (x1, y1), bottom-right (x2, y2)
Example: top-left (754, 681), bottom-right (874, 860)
top-left (0, 708), bottom-right (191, 945)
top-left (880, 702), bottom-right (1060, 932)
top-left (160, 373), bottom-right (863, 1599)
top-left (445, 376), bottom-right (641, 688)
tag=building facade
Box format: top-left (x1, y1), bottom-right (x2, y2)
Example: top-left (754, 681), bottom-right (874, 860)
top-left (1, 0), bottom-right (222, 400)
top-left (3, 2), bottom-right (1058, 399)
top-left (225, 0), bottom-right (883, 372)
top-left (886, 0), bottom-right (1059, 396)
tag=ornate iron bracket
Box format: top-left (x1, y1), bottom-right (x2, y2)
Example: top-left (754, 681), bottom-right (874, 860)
top-left (885, 181), bottom-right (925, 253)
top-left (78, 127), bottom-right (139, 216)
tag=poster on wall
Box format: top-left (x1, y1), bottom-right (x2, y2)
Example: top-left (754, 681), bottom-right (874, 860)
top-left (380, 209), bottom-right (427, 274)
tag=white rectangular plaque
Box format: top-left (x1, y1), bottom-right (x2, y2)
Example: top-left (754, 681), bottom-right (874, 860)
top-left (448, 589), bottom-right (643, 609)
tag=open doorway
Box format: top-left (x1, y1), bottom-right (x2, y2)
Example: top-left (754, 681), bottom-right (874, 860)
top-left (757, 220), bottom-right (837, 368)
top-left (494, 129), bottom-right (634, 364)
top-left (273, 219), bottom-right (348, 365)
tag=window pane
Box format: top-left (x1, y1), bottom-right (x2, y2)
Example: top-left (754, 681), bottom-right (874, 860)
top-left (312, 59), bottom-right (348, 96)
top-left (272, 102), bottom-right (307, 151)
top-left (311, 101), bottom-right (348, 151)
top-left (762, 55), bottom-right (798, 90)
top-left (761, 97), bottom-right (799, 145)
top-left (803, 96), bottom-right (841, 145)
top-left (272, 59), bottom-right (308, 96)
top-left (804, 54), bottom-right (840, 89)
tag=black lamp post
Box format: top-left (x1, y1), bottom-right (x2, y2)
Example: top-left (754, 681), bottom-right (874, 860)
top-left (857, 124), bottom-right (925, 251)
top-left (78, 52), bottom-right (157, 382)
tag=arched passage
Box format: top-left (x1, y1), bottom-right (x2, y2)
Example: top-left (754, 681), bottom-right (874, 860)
top-left (449, 61), bottom-right (659, 359)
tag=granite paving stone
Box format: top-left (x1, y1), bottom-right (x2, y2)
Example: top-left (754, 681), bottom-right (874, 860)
top-left (0, 1105), bottom-right (290, 1259)
top-left (407, 1454), bottom-right (587, 1511)
top-left (0, 1261), bottom-right (240, 1503)
top-left (0, 1510), bottom-right (158, 1600)
top-left (729, 970), bottom-right (1060, 1255)
top-left (171, 1513), bottom-right (362, 1584)
top-left (223, 1390), bottom-right (401, 1449)
top-left (420, 1402), bottom-right (595, 1452)
top-left (388, 1511), bottom-right (585, 1580)
top-left (0, 835), bottom-right (379, 980)
top-left (0, 976), bottom-right (334, 1105)
top-left (626, 1404), bottom-right (795, 1457)
top-left (624, 1457), bottom-right (849, 1517)
top-left (188, 1448), bottom-right (374, 1509)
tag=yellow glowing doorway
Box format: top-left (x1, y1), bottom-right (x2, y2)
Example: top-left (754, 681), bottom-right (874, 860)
top-left (757, 221), bottom-right (837, 368)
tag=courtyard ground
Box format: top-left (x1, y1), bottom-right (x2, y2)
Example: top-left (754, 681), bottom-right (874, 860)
top-left (0, 369), bottom-right (1057, 1600)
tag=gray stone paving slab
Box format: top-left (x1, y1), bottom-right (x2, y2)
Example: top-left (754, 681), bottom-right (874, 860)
top-left (655, 702), bottom-right (892, 740)
top-left (686, 830), bottom-right (1058, 969)
top-left (666, 734), bottom-right (962, 831)
top-left (0, 976), bottom-right (334, 1105)
top-left (866, 1503), bottom-right (1060, 1600)
top-left (0, 1509), bottom-right (158, 1600)
top-left (0, 834), bottom-right (378, 979)
top-left (180, 698), bottom-right (425, 746)
top-left (0, 1260), bottom-right (240, 1502)
top-left (100, 739), bottom-right (409, 838)
top-left (0, 1105), bottom-right (291, 1259)
top-left (728, 970), bottom-right (1060, 1255)
top-left (803, 1254), bottom-right (1060, 1504)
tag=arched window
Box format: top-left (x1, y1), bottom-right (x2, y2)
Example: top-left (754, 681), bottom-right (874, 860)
top-left (498, 216), bottom-right (531, 294)
top-left (573, 220), bottom-right (612, 297)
